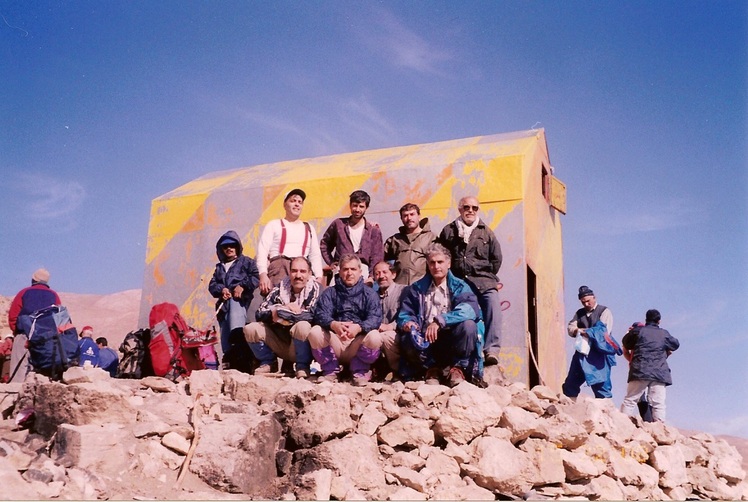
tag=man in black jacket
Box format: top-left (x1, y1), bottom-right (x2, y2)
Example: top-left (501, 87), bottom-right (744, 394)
top-left (620, 309), bottom-right (680, 422)
top-left (438, 196), bottom-right (503, 366)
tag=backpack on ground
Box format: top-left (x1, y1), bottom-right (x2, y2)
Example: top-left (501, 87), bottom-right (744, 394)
top-left (118, 328), bottom-right (152, 379)
top-left (148, 303), bottom-right (205, 380)
top-left (19, 305), bottom-right (79, 380)
top-left (198, 344), bottom-right (219, 370)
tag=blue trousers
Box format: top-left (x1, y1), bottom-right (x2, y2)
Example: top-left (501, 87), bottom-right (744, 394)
top-left (477, 288), bottom-right (502, 355)
top-left (562, 355), bottom-right (612, 399)
top-left (219, 298), bottom-right (248, 354)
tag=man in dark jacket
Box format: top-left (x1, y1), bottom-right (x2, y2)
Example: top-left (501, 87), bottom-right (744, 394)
top-left (438, 196), bottom-right (503, 365)
top-left (244, 256), bottom-right (320, 378)
top-left (620, 309), bottom-right (679, 422)
top-left (384, 203), bottom-right (437, 285)
top-left (8, 268), bottom-right (61, 383)
top-left (320, 190), bottom-right (384, 284)
top-left (308, 254), bottom-right (383, 385)
top-left (208, 231), bottom-right (260, 357)
top-left (397, 243), bottom-right (484, 387)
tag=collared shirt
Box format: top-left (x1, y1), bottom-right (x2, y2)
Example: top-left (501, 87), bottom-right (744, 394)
top-left (424, 281), bottom-right (451, 324)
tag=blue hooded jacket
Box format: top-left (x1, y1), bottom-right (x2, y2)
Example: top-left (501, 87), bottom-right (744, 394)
top-left (313, 277), bottom-right (382, 333)
top-left (208, 230), bottom-right (260, 306)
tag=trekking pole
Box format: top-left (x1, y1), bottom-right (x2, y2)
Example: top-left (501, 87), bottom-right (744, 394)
top-left (8, 351), bottom-right (28, 383)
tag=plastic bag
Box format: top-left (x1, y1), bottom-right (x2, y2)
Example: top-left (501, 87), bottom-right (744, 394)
top-left (574, 334), bottom-right (590, 356)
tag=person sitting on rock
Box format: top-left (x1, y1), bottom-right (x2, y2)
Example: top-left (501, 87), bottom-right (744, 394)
top-left (96, 337), bottom-right (119, 377)
top-left (397, 243), bottom-right (484, 387)
top-left (308, 254), bottom-right (383, 385)
top-left (372, 261), bottom-right (405, 380)
top-left (208, 230), bottom-right (260, 362)
top-left (244, 256), bottom-right (320, 378)
top-left (77, 326), bottom-right (100, 368)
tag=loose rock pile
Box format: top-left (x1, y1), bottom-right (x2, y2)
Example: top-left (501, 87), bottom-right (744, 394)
top-left (0, 367), bottom-right (746, 500)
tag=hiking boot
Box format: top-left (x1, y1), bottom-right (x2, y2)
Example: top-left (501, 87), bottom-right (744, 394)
top-left (447, 366), bottom-right (465, 388)
top-left (254, 361), bottom-right (278, 375)
top-left (295, 368), bottom-right (310, 379)
top-left (352, 371), bottom-right (371, 387)
top-left (485, 352), bottom-right (500, 366)
top-left (425, 367), bottom-right (441, 385)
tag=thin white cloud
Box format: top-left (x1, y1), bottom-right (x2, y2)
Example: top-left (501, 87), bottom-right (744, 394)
top-left (338, 95), bottom-right (399, 145)
top-left (11, 173), bottom-right (85, 220)
top-left (586, 198), bottom-right (706, 236)
top-left (357, 8), bottom-right (453, 76)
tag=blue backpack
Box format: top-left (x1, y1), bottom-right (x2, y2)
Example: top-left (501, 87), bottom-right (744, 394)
top-left (19, 305), bottom-right (79, 379)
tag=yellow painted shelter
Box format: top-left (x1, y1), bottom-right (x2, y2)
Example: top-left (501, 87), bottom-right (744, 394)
top-left (140, 129), bottom-right (568, 390)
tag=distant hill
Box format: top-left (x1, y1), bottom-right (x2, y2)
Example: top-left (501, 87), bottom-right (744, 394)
top-left (0, 290), bottom-right (141, 349)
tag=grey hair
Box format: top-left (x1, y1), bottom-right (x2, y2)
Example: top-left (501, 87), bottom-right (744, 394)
top-left (425, 243), bottom-right (451, 261)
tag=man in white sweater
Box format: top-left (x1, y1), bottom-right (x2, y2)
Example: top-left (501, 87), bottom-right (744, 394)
top-left (256, 188), bottom-right (325, 296)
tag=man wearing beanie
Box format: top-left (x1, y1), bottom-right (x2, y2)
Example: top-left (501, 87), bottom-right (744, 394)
top-left (7, 268), bottom-right (61, 383)
top-left (562, 285), bottom-right (616, 399)
top-left (620, 309), bottom-right (680, 422)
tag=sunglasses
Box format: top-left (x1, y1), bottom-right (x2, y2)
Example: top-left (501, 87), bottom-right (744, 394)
top-left (461, 205), bottom-right (479, 212)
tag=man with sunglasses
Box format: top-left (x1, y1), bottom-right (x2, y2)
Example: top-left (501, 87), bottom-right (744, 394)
top-left (438, 196), bottom-right (503, 367)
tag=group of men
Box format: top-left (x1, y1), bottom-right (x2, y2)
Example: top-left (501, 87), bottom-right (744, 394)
top-left (209, 189), bottom-right (504, 387)
top-left (564, 285), bottom-right (680, 422)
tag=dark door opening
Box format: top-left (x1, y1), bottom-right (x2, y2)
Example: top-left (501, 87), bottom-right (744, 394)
top-left (527, 266), bottom-right (540, 388)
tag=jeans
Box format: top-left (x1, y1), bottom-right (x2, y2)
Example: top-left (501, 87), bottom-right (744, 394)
top-left (219, 298), bottom-right (248, 354)
top-left (621, 380), bottom-right (667, 422)
top-left (478, 288), bottom-right (502, 355)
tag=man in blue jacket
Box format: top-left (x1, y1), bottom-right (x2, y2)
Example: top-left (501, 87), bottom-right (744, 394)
top-left (563, 286), bottom-right (617, 399)
top-left (208, 231), bottom-right (260, 358)
top-left (620, 309), bottom-right (680, 422)
top-left (397, 243), bottom-right (484, 387)
top-left (308, 254), bottom-right (383, 385)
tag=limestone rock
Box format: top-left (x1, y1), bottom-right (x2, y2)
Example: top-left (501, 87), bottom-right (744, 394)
top-left (289, 393), bottom-right (354, 448)
top-left (140, 376), bottom-right (177, 393)
top-left (191, 413), bottom-right (283, 496)
top-left (499, 405), bottom-right (539, 444)
top-left (378, 414), bottom-right (434, 448)
top-left (463, 435), bottom-right (532, 495)
top-left (189, 369), bottom-right (224, 397)
top-left (434, 382), bottom-right (503, 444)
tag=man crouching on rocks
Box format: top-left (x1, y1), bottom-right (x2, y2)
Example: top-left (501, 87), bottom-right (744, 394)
top-left (244, 256), bottom-right (320, 379)
top-left (308, 254), bottom-right (383, 385)
top-left (397, 243), bottom-right (484, 388)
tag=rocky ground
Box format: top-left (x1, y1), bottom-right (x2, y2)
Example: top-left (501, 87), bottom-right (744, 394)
top-left (0, 364), bottom-right (746, 501)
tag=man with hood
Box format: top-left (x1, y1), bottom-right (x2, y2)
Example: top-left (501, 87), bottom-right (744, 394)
top-left (209, 231), bottom-right (260, 358)
top-left (308, 254), bottom-right (383, 385)
top-left (384, 203), bottom-right (437, 285)
top-left (8, 268), bottom-right (61, 383)
top-left (244, 256), bottom-right (320, 378)
top-left (397, 243), bottom-right (484, 387)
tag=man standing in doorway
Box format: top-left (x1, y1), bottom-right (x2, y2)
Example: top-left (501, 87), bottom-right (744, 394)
top-left (384, 203), bottom-right (437, 285)
top-left (438, 196), bottom-right (503, 366)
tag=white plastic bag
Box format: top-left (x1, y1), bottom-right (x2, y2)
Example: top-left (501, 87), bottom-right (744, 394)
top-left (574, 334), bottom-right (590, 356)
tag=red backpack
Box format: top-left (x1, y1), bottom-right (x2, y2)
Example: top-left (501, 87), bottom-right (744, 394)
top-left (148, 303), bottom-right (205, 380)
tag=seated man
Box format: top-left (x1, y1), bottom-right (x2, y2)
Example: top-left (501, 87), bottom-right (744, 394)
top-left (308, 254), bottom-right (383, 385)
top-left (397, 243), bottom-right (483, 387)
top-left (244, 256), bottom-right (320, 378)
top-left (96, 337), bottom-right (119, 377)
top-left (77, 326), bottom-right (100, 368)
top-left (372, 261), bottom-right (405, 378)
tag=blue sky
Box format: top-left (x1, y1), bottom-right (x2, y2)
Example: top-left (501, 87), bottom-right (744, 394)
top-left (2, 2), bottom-right (746, 436)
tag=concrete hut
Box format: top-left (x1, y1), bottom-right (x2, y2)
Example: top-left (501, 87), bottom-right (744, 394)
top-left (139, 128), bottom-right (568, 389)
